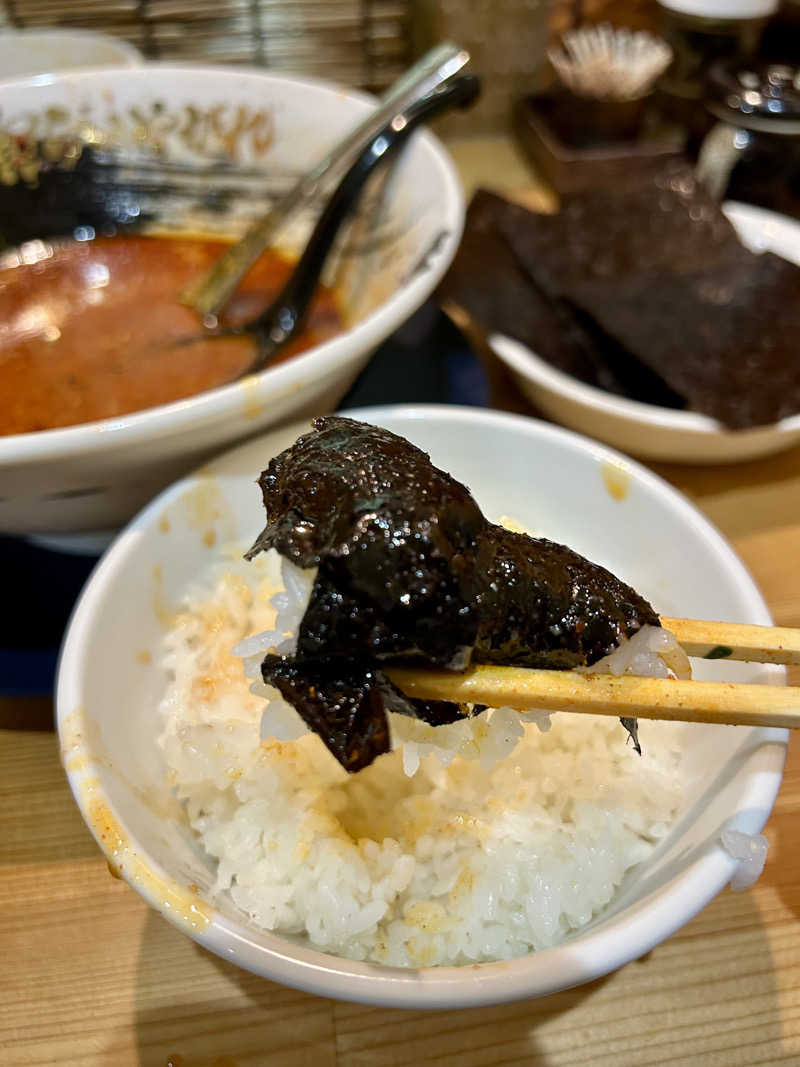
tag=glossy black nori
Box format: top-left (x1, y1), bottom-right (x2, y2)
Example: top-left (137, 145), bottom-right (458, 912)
top-left (249, 416), bottom-right (659, 771)
top-left (246, 415), bottom-right (486, 668)
top-left (262, 653), bottom-right (470, 772)
top-left (260, 654), bottom-right (391, 773)
top-left (475, 523), bottom-right (658, 669)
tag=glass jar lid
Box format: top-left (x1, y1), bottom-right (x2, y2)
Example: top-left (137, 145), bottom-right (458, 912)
top-left (706, 59), bottom-right (800, 130)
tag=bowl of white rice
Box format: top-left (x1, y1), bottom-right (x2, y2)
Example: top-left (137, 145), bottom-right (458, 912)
top-left (56, 405), bottom-right (787, 1008)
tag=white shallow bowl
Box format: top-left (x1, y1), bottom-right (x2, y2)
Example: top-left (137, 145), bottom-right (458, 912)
top-left (56, 405), bottom-right (787, 1009)
top-left (0, 30), bottom-right (142, 79)
top-left (0, 67), bottom-right (463, 536)
top-left (490, 203), bottom-right (800, 465)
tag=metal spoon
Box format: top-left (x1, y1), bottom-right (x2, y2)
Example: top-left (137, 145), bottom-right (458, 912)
top-left (176, 74), bottom-right (480, 375)
top-left (182, 42), bottom-right (471, 318)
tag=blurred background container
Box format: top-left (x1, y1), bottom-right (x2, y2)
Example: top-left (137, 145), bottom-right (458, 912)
top-left (0, 1), bottom-right (794, 133)
top-left (0, 1), bottom-right (416, 89)
top-left (0, 2), bottom-right (664, 133)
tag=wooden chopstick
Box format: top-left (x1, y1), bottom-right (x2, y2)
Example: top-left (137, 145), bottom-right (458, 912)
top-left (660, 617), bottom-right (800, 667)
top-left (384, 664), bottom-right (800, 730)
top-left (385, 618), bottom-right (800, 730)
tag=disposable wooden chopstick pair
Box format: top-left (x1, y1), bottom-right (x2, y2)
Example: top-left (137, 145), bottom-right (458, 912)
top-left (385, 618), bottom-right (800, 732)
top-left (660, 617), bottom-right (800, 667)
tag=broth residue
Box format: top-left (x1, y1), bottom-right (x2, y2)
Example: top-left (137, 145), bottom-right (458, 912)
top-left (0, 234), bottom-right (343, 435)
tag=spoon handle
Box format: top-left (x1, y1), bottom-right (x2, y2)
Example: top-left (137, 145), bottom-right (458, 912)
top-left (245, 74), bottom-right (481, 371)
top-left (184, 42), bottom-right (470, 318)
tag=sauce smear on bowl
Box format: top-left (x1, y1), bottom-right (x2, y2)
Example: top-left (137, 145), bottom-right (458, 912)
top-left (0, 234), bottom-right (343, 435)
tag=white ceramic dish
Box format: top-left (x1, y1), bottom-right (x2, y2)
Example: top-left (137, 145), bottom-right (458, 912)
top-left (0, 67), bottom-right (463, 536)
top-left (56, 405), bottom-right (787, 1009)
top-left (0, 30), bottom-right (142, 79)
top-left (490, 203), bottom-right (800, 465)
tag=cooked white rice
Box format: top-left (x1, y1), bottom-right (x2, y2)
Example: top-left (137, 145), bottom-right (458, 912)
top-left (158, 544), bottom-right (686, 967)
top-left (721, 828), bottom-right (769, 891)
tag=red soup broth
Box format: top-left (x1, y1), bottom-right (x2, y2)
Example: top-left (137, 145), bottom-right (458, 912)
top-left (0, 234), bottom-right (344, 435)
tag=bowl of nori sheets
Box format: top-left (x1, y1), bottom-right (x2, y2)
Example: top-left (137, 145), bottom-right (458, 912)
top-left (440, 171), bottom-right (800, 464)
top-left (56, 405), bottom-right (787, 1007)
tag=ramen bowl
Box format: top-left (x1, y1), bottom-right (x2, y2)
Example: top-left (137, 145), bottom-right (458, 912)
top-left (0, 67), bottom-right (463, 536)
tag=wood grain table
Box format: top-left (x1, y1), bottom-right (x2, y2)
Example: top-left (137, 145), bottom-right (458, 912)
top-left (4, 146), bottom-right (800, 1066)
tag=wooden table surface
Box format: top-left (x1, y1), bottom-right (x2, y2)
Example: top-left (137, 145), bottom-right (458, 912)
top-left (4, 147), bottom-right (800, 1066)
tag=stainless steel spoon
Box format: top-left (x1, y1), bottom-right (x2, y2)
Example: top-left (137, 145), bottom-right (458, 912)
top-left (182, 42), bottom-right (471, 318)
top-left (173, 74), bottom-right (480, 375)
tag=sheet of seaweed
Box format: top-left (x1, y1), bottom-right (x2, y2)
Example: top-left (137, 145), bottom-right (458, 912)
top-left (495, 162), bottom-right (748, 290)
top-left (437, 188), bottom-right (692, 410)
top-left (437, 164), bottom-right (800, 429)
top-left (569, 250), bottom-right (800, 430)
top-left (436, 189), bottom-right (627, 395)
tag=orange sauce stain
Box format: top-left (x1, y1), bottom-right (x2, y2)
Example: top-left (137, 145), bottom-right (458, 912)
top-left (83, 784), bottom-right (212, 933)
top-left (62, 707), bottom-right (204, 929)
top-left (182, 476), bottom-right (223, 527)
top-left (60, 707), bottom-right (92, 772)
top-left (601, 462), bottom-right (631, 502)
top-left (239, 372), bottom-right (264, 421)
top-left (152, 563), bottom-right (177, 629)
top-left (64, 753), bottom-right (90, 774)
top-left (107, 859), bottom-right (123, 880)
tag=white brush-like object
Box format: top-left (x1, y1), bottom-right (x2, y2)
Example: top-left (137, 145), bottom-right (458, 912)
top-left (549, 23), bottom-right (672, 101)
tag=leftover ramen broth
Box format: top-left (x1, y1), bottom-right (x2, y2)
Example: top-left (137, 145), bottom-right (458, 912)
top-left (0, 234), bottom-right (344, 435)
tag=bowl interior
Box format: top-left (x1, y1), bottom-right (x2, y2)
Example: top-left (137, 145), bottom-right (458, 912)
top-left (57, 406), bottom-right (787, 1007)
top-left (0, 30), bottom-right (143, 79)
top-left (0, 66), bottom-right (454, 334)
top-left (0, 68), bottom-right (462, 536)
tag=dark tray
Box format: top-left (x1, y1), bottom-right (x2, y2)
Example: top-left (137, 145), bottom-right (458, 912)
top-left (513, 93), bottom-right (686, 198)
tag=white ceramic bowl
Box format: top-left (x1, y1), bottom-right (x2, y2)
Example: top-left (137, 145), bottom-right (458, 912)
top-left (0, 30), bottom-right (142, 79)
top-left (56, 405), bottom-right (787, 1009)
top-left (0, 67), bottom-right (463, 536)
top-left (490, 203), bottom-right (800, 465)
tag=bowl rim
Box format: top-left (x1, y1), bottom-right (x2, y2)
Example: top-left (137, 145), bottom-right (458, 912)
top-left (0, 28), bottom-right (144, 71)
top-left (0, 66), bottom-right (464, 465)
top-left (488, 200), bottom-right (800, 442)
top-left (489, 331), bottom-right (800, 440)
top-left (55, 404), bottom-right (788, 1009)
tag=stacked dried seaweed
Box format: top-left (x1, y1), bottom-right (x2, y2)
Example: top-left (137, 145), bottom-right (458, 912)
top-left (439, 163), bottom-right (800, 429)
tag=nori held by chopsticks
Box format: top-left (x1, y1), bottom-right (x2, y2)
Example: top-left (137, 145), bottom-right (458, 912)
top-left (246, 416), bottom-right (658, 771)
